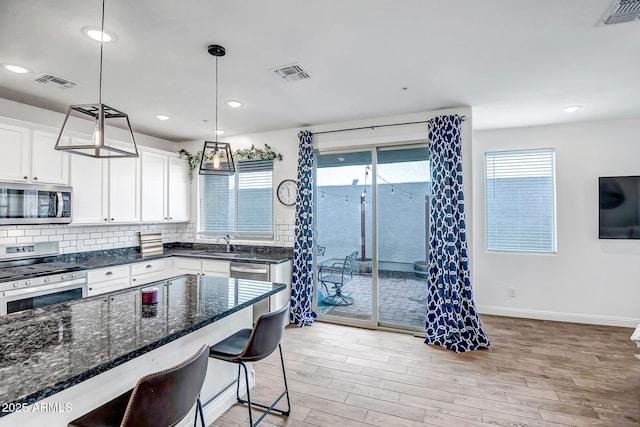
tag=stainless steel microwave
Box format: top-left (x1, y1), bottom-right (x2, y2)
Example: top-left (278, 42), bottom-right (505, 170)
top-left (0, 182), bottom-right (72, 225)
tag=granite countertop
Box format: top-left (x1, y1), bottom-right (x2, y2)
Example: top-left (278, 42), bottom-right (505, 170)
top-left (56, 244), bottom-right (293, 271)
top-left (0, 274), bottom-right (285, 414)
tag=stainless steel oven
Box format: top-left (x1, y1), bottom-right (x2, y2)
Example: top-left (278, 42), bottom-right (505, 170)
top-left (0, 273), bottom-right (87, 315)
top-left (0, 182), bottom-right (72, 225)
top-left (0, 243), bottom-right (87, 316)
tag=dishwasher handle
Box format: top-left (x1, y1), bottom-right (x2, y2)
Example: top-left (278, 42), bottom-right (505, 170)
top-left (230, 266), bottom-right (269, 275)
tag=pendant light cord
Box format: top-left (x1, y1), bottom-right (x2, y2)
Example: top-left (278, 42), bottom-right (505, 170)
top-left (98, 0), bottom-right (105, 105)
top-left (214, 55), bottom-right (218, 143)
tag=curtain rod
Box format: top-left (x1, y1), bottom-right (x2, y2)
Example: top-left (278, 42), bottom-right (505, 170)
top-left (313, 115), bottom-right (467, 136)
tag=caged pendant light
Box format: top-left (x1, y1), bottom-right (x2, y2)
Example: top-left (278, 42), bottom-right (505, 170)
top-left (199, 44), bottom-right (235, 176)
top-left (54, 0), bottom-right (138, 158)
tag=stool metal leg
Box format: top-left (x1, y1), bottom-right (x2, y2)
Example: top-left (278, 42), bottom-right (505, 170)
top-left (234, 345), bottom-right (291, 426)
top-left (193, 396), bottom-right (205, 427)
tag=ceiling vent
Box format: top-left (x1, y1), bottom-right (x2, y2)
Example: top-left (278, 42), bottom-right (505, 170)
top-left (599, 0), bottom-right (640, 25)
top-left (31, 73), bottom-right (77, 89)
top-left (271, 63), bottom-right (311, 82)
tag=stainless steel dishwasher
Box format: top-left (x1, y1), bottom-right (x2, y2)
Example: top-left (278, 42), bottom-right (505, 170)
top-left (229, 262), bottom-right (271, 322)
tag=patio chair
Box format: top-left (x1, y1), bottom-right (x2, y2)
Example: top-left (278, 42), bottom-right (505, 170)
top-left (318, 251), bottom-right (358, 306)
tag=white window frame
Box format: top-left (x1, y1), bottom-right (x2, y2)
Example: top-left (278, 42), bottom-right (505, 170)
top-left (197, 159), bottom-right (274, 240)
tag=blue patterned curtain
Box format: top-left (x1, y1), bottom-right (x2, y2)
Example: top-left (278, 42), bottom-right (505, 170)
top-left (425, 115), bottom-right (490, 352)
top-left (290, 130), bottom-right (317, 326)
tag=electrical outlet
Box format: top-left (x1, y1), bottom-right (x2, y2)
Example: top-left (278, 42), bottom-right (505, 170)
top-left (508, 287), bottom-right (516, 297)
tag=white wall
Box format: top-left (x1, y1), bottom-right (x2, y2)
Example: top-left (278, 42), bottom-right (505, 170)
top-left (472, 118), bottom-right (640, 327)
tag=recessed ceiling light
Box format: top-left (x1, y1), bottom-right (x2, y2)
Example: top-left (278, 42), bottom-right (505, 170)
top-left (214, 129), bottom-right (224, 135)
top-left (226, 100), bottom-right (242, 108)
top-left (82, 26), bottom-right (116, 43)
top-left (155, 114), bottom-right (170, 121)
top-left (563, 105), bottom-right (582, 113)
top-left (3, 64), bottom-right (31, 74)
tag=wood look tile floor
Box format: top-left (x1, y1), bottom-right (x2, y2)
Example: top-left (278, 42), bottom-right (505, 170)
top-left (211, 316), bottom-right (640, 427)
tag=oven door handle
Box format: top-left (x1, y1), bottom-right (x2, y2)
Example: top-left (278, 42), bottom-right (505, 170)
top-left (55, 192), bottom-right (64, 218)
top-left (2, 278), bottom-right (87, 298)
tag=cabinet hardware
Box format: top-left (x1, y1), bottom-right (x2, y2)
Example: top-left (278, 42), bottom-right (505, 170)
top-left (33, 177), bottom-right (38, 180)
top-left (23, 176), bottom-right (27, 180)
top-left (105, 271), bottom-right (113, 276)
top-left (146, 264), bottom-right (152, 268)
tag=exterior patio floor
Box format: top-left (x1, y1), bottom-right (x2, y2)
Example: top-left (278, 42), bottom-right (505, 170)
top-left (317, 271), bottom-right (428, 329)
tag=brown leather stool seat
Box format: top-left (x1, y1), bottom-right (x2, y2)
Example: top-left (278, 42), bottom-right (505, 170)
top-left (68, 344), bottom-right (209, 427)
top-left (209, 305), bottom-right (290, 427)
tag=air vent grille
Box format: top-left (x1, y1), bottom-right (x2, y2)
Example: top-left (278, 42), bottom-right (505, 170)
top-left (599, 0), bottom-right (640, 25)
top-left (272, 63), bottom-right (311, 82)
top-left (31, 73), bottom-right (77, 89)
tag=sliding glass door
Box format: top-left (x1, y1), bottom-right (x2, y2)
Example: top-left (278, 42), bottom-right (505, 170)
top-left (376, 147), bottom-right (430, 329)
top-left (314, 145), bottom-right (429, 331)
top-left (315, 151), bottom-right (373, 323)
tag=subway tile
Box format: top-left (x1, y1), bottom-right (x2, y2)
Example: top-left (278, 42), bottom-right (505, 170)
top-left (7, 229), bottom-right (25, 237)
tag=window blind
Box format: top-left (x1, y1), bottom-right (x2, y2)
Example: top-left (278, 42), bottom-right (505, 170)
top-left (199, 159), bottom-right (273, 239)
top-left (485, 149), bottom-right (556, 253)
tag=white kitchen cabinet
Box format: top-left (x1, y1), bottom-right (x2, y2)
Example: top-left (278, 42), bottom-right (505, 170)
top-left (172, 258), bottom-right (230, 278)
top-left (70, 143), bottom-right (108, 224)
top-left (167, 156), bottom-right (189, 221)
top-left (130, 259), bottom-right (168, 287)
top-left (0, 124), bottom-right (69, 184)
top-left (31, 130), bottom-right (69, 184)
top-left (107, 142), bottom-right (140, 222)
top-left (71, 139), bottom-right (140, 224)
top-left (140, 149), bottom-right (189, 222)
top-left (140, 150), bottom-right (166, 222)
top-left (202, 260), bottom-right (230, 278)
top-left (0, 123), bottom-right (29, 182)
top-left (87, 265), bottom-right (131, 296)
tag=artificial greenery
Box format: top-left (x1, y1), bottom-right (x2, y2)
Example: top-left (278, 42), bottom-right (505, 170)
top-left (178, 144), bottom-right (282, 181)
top-left (234, 144), bottom-right (283, 161)
top-left (177, 149), bottom-right (202, 181)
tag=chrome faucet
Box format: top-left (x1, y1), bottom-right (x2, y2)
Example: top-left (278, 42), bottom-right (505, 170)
top-left (223, 234), bottom-right (232, 252)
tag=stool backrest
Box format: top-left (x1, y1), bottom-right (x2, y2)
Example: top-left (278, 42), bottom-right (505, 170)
top-left (120, 344), bottom-right (209, 427)
top-left (241, 305), bottom-right (289, 362)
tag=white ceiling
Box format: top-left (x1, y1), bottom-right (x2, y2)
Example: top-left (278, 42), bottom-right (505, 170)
top-left (0, 0), bottom-right (638, 142)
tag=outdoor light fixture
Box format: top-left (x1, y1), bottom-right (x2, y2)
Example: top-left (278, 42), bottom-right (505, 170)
top-left (199, 44), bottom-right (235, 176)
top-left (55, 0), bottom-right (138, 158)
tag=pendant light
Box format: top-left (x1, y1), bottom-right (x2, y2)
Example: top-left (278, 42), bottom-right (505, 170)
top-left (199, 44), bottom-right (235, 176)
top-left (54, 0), bottom-right (138, 158)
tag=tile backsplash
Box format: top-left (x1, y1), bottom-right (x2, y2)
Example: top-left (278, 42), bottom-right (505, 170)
top-left (0, 222), bottom-right (194, 254)
top-left (0, 218), bottom-right (295, 254)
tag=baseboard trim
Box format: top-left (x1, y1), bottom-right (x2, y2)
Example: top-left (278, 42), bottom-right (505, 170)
top-left (477, 305), bottom-right (640, 328)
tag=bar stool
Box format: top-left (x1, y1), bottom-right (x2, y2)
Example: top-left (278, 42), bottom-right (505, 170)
top-left (68, 344), bottom-right (209, 427)
top-left (209, 305), bottom-right (290, 427)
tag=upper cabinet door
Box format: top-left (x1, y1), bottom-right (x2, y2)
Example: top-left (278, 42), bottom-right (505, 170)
top-left (31, 130), bottom-right (69, 185)
top-left (108, 141), bottom-right (140, 223)
top-left (167, 156), bottom-right (190, 221)
top-left (70, 139), bottom-right (108, 224)
top-left (0, 123), bottom-right (30, 182)
top-left (140, 150), bottom-right (167, 222)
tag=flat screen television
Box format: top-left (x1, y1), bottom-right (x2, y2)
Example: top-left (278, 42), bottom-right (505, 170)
top-left (599, 176), bottom-right (640, 239)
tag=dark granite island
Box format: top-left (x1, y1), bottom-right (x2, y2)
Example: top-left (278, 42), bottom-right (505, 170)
top-left (0, 274), bottom-right (285, 427)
